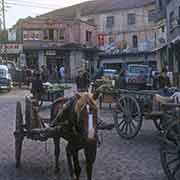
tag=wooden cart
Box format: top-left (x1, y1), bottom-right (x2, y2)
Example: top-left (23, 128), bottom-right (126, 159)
top-left (159, 103), bottom-right (180, 180)
top-left (113, 89), bottom-right (165, 139)
top-left (14, 96), bottom-right (62, 168)
top-left (94, 79), bottom-right (116, 109)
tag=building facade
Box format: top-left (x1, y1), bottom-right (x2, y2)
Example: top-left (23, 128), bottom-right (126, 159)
top-left (166, 0), bottom-right (180, 73)
top-left (37, 0), bottom-right (157, 70)
top-left (9, 18), bottom-right (98, 79)
top-left (80, 0), bottom-right (157, 68)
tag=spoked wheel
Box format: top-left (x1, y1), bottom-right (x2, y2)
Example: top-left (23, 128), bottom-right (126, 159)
top-left (114, 95), bottom-right (143, 139)
top-left (14, 102), bottom-right (24, 168)
top-left (160, 121), bottom-right (180, 180)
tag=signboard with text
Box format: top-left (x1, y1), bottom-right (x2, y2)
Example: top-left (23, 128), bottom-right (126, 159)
top-left (0, 44), bottom-right (23, 54)
top-left (23, 30), bottom-right (42, 41)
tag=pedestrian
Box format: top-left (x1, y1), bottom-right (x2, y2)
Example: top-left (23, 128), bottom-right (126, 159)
top-left (59, 65), bottom-right (65, 82)
top-left (158, 67), bottom-right (171, 89)
top-left (115, 68), bottom-right (126, 89)
top-left (31, 71), bottom-right (44, 102)
top-left (41, 65), bottom-right (49, 83)
top-left (75, 70), bottom-right (90, 92)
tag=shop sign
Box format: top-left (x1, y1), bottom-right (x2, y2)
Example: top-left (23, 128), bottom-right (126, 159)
top-left (8, 29), bottom-right (16, 42)
top-left (98, 33), bottom-right (105, 47)
top-left (23, 30), bottom-right (42, 41)
top-left (0, 44), bottom-right (23, 54)
top-left (46, 50), bottom-right (56, 56)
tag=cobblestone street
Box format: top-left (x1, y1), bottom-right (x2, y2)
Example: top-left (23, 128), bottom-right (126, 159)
top-left (0, 88), bottom-right (167, 180)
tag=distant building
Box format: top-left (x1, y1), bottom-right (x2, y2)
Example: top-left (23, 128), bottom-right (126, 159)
top-left (8, 18), bottom-right (99, 79)
top-left (39, 0), bottom-right (157, 69)
top-left (166, 0), bottom-right (180, 73)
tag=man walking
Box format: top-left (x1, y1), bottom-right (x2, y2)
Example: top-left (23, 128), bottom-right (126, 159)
top-left (59, 65), bottom-right (65, 82)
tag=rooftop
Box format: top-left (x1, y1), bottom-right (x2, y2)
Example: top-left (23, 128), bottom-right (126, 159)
top-left (37, 0), bottom-right (155, 20)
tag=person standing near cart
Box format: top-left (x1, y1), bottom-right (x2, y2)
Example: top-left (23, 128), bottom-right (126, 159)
top-left (31, 71), bottom-right (44, 102)
top-left (59, 65), bottom-right (65, 83)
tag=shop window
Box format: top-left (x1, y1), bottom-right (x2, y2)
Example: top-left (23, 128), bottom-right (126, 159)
top-left (43, 29), bottom-right (54, 40)
top-left (106, 16), bottom-right (114, 28)
top-left (132, 35), bottom-right (138, 48)
top-left (44, 30), bottom-right (49, 40)
top-left (86, 31), bottom-right (92, 42)
top-left (148, 9), bottom-right (156, 22)
top-left (128, 13), bottom-right (136, 25)
top-left (59, 29), bottom-right (65, 41)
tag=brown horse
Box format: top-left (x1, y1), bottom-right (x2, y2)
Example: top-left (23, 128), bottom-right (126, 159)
top-left (50, 93), bottom-right (98, 180)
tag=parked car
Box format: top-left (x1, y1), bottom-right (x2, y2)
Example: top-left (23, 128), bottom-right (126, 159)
top-left (0, 65), bottom-right (13, 91)
top-left (6, 61), bottom-right (23, 83)
top-left (103, 69), bottom-right (118, 79)
top-left (125, 64), bottom-right (151, 89)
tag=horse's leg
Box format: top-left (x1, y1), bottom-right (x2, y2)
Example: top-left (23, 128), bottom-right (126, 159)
top-left (66, 144), bottom-right (74, 180)
top-left (72, 151), bottom-right (81, 180)
top-left (85, 142), bottom-right (97, 180)
top-left (54, 137), bottom-right (60, 173)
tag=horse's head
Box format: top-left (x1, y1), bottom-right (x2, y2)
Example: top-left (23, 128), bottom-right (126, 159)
top-left (74, 92), bottom-right (98, 142)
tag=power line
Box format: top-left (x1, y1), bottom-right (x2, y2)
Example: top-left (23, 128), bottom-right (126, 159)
top-left (5, 2), bottom-right (57, 9)
top-left (7, 0), bottom-right (60, 8)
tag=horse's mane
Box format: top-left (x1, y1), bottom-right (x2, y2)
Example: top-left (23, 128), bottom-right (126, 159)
top-left (51, 93), bottom-right (97, 127)
top-left (75, 93), bottom-right (97, 114)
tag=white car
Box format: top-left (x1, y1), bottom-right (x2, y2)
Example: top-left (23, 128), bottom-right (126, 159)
top-left (0, 65), bottom-right (13, 91)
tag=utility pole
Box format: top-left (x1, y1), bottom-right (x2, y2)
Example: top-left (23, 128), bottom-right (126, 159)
top-left (1, 0), bottom-right (7, 64)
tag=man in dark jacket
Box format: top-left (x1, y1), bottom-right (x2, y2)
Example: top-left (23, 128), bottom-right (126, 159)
top-left (75, 70), bottom-right (90, 92)
top-left (158, 68), bottom-right (171, 89)
top-left (31, 71), bottom-right (44, 100)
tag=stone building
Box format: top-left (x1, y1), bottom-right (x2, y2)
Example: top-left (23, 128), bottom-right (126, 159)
top-left (166, 0), bottom-right (180, 73)
top-left (10, 18), bottom-right (98, 79)
top-left (39, 0), bottom-right (157, 69)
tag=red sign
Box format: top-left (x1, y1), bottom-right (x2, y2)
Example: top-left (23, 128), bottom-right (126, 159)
top-left (98, 33), bottom-right (105, 46)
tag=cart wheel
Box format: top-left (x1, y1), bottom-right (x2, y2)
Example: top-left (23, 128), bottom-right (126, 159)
top-left (114, 95), bottom-right (142, 139)
top-left (153, 118), bottom-right (163, 131)
top-left (14, 102), bottom-right (24, 168)
top-left (160, 121), bottom-right (180, 180)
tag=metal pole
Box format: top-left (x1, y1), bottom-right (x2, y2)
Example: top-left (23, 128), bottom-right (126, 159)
top-left (2, 0), bottom-right (7, 64)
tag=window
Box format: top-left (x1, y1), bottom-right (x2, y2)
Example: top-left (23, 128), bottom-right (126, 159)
top-left (49, 29), bottom-right (54, 40)
top-left (106, 16), bottom-right (114, 28)
top-left (86, 31), bottom-right (92, 42)
top-left (148, 10), bottom-right (156, 22)
top-left (128, 13), bottom-right (136, 25)
top-left (87, 18), bottom-right (94, 24)
top-left (132, 35), bottom-right (138, 48)
top-left (59, 29), bottom-right (65, 41)
top-left (158, 0), bottom-right (162, 10)
top-left (169, 11), bottom-right (175, 30)
top-left (44, 30), bottom-right (49, 40)
top-left (43, 29), bottom-right (54, 40)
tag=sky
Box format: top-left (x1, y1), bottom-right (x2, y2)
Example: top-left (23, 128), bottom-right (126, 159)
top-left (5, 0), bottom-right (89, 28)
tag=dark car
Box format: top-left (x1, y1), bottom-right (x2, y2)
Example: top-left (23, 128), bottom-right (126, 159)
top-left (0, 65), bottom-right (12, 91)
top-left (125, 64), bottom-right (151, 89)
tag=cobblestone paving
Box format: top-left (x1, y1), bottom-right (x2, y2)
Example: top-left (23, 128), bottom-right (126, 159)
top-left (0, 88), bottom-right (167, 180)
